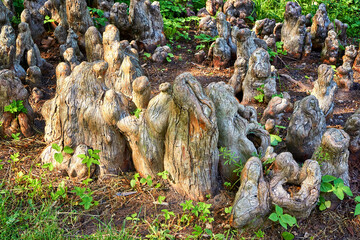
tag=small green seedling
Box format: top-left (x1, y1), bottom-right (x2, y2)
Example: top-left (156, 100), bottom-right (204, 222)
top-left (254, 84), bottom-right (265, 103)
top-left (4, 100), bottom-right (27, 115)
top-left (270, 134), bottom-right (282, 146)
top-left (354, 196), bottom-right (360, 216)
top-left (78, 149), bottom-right (101, 178)
top-left (132, 108), bottom-right (142, 118)
top-left (269, 205), bottom-right (297, 230)
top-left (11, 133), bottom-right (20, 140)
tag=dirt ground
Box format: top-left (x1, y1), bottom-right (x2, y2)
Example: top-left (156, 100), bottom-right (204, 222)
top-left (1, 27), bottom-right (360, 239)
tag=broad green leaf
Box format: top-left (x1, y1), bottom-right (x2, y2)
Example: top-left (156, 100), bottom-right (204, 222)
top-left (275, 205), bottom-right (283, 215)
top-left (320, 182), bottom-right (333, 192)
top-left (355, 196), bottom-right (360, 202)
top-left (270, 134), bottom-right (282, 146)
top-left (279, 218), bottom-right (287, 229)
top-left (77, 154), bottom-right (86, 159)
top-left (54, 152), bottom-right (63, 164)
top-left (52, 143), bottom-right (61, 152)
top-left (282, 231), bottom-right (294, 240)
top-left (342, 186), bottom-right (353, 197)
top-left (130, 179), bottom-right (136, 188)
top-left (268, 213), bottom-right (278, 222)
top-left (355, 204), bottom-right (360, 216)
top-left (322, 175), bottom-right (337, 183)
top-left (63, 146), bottom-right (74, 154)
top-left (334, 178), bottom-right (344, 186)
top-left (333, 188), bottom-right (345, 200)
top-left (281, 214), bottom-right (296, 226)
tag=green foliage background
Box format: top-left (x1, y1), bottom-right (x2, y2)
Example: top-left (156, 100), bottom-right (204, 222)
top-left (254, 0), bottom-right (360, 38)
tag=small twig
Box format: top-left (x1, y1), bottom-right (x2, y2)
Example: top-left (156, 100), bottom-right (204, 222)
top-left (280, 74), bottom-right (312, 92)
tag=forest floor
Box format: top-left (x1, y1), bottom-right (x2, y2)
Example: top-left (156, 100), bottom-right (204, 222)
top-left (1, 26), bottom-right (360, 239)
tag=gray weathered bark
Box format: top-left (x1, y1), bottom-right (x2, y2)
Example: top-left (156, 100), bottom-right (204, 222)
top-left (321, 30), bottom-right (339, 65)
top-left (269, 152), bottom-right (321, 218)
top-left (206, 82), bottom-right (270, 183)
top-left (310, 3), bottom-right (331, 50)
top-left (312, 128), bottom-right (350, 186)
top-left (286, 95), bottom-right (326, 161)
top-left (311, 64), bottom-right (337, 118)
top-left (281, 2), bottom-right (311, 59)
top-left (335, 45), bottom-right (357, 91)
top-left (241, 48), bottom-right (276, 104)
top-left (230, 157), bottom-right (270, 229)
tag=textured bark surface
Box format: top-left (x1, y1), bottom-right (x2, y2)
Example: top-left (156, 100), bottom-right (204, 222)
top-left (230, 157), bottom-right (270, 229)
top-left (260, 92), bottom-right (293, 126)
top-left (286, 95), bottom-right (326, 161)
top-left (223, 0), bottom-right (256, 24)
top-left (164, 73), bottom-right (219, 201)
top-left (85, 26), bottom-right (104, 62)
top-left (152, 46), bottom-right (171, 63)
top-left (0, 0), bottom-right (11, 30)
top-left (208, 12), bottom-right (236, 67)
top-left (321, 30), bottom-right (339, 65)
top-left (344, 108), bottom-right (360, 159)
top-left (228, 27), bottom-right (267, 95)
top-left (353, 44), bottom-right (360, 73)
top-left (116, 55), bottom-right (144, 98)
top-left (22, 0), bottom-right (46, 41)
top-left (129, 0), bottom-right (166, 51)
top-left (334, 19), bottom-right (348, 46)
top-left (109, 2), bottom-right (131, 33)
top-left (313, 128), bottom-right (350, 186)
top-left (198, 16), bottom-right (218, 37)
top-left (41, 0), bottom-right (93, 44)
top-left (60, 28), bottom-right (84, 61)
top-left (310, 3), bottom-right (330, 50)
top-left (14, 22), bottom-right (49, 79)
top-left (0, 25), bottom-right (16, 71)
top-left (281, 2), bottom-right (311, 59)
top-left (41, 61), bottom-right (132, 177)
top-left (0, 69), bottom-right (34, 137)
top-left (242, 48), bottom-right (276, 104)
top-left (253, 18), bottom-right (276, 38)
top-left (209, 37), bottom-right (231, 69)
top-left (206, 0), bottom-right (223, 16)
top-left (311, 64), bottom-right (337, 118)
top-left (335, 45), bottom-right (357, 91)
top-left (206, 82), bottom-right (270, 183)
top-left (269, 152), bottom-right (321, 218)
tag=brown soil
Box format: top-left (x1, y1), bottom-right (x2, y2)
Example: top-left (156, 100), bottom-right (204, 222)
top-left (1, 27), bottom-right (360, 239)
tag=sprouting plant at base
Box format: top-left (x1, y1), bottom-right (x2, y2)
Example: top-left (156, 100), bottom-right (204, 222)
top-left (11, 133), bottom-right (20, 140)
top-left (263, 157), bottom-right (276, 175)
top-left (270, 134), bottom-right (282, 146)
top-left (254, 84), bottom-right (265, 103)
top-left (45, 144), bottom-right (74, 171)
top-left (4, 100), bottom-right (27, 115)
top-left (313, 146), bottom-right (330, 166)
top-left (219, 147), bottom-right (244, 189)
top-left (44, 15), bottom-right (55, 24)
top-left (354, 196), bottom-right (360, 216)
top-left (78, 149), bottom-right (101, 178)
top-left (269, 205), bottom-right (297, 240)
top-left (71, 187), bottom-right (99, 210)
top-left (157, 170), bottom-right (169, 180)
top-left (131, 108), bottom-right (142, 118)
top-left (319, 175), bottom-right (353, 211)
top-left (166, 53), bottom-right (174, 62)
top-left (51, 180), bottom-right (67, 201)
